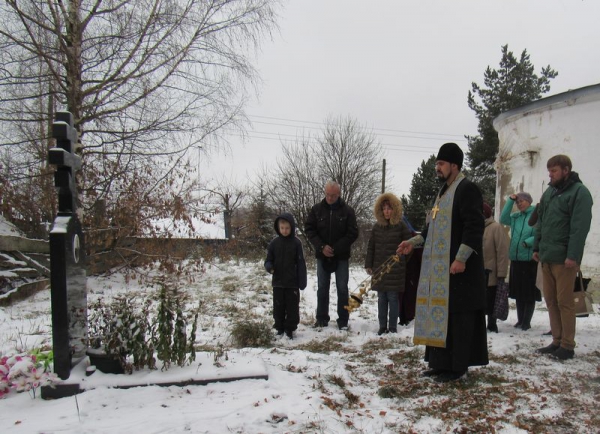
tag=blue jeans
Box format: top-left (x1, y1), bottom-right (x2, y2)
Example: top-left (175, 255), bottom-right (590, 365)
top-left (378, 291), bottom-right (400, 330)
top-left (316, 259), bottom-right (349, 326)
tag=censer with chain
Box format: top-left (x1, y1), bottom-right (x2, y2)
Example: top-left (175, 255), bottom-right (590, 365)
top-left (344, 254), bottom-right (404, 313)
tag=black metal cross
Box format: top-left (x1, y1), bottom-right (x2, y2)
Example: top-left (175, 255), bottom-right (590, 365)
top-left (49, 111), bottom-right (81, 213)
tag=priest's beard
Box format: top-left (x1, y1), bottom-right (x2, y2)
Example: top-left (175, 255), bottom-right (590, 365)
top-left (436, 173), bottom-right (449, 184)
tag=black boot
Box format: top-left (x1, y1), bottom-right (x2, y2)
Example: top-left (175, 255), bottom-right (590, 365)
top-left (514, 300), bottom-right (523, 328)
top-left (487, 316), bottom-right (498, 333)
top-left (521, 302), bottom-right (535, 331)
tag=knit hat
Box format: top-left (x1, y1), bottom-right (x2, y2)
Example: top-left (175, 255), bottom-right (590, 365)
top-left (436, 142), bottom-right (464, 168)
top-left (482, 202), bottom-right (493, 219)
top-left (516, 192), bottom-right (533, 204)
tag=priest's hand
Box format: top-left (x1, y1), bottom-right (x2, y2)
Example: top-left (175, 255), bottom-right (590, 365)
top-left (450, 260), bottom-right (465, 275)
top-left (532, 252), bottom-right (539, 262)
top-left (397, 241), bottom-right (414, 256)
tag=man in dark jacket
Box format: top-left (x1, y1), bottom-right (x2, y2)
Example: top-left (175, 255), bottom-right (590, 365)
top-left (397, 142), bottom-right (488, 383)
top-left (533, 154), bottom-right (593, 360)
top-left (264, 213), bottom-right (307, 339)
top-left (305, 181), bottom-right (359, 330)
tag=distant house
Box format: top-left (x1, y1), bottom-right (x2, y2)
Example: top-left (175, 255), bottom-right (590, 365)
top-left (493, 83), bottom-right (600, 278)
top-left (151, 216), bottom-right (226, 240)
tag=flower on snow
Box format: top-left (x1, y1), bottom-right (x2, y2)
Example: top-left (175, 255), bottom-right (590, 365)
top-left (0, 353), bottom-right (60, 398)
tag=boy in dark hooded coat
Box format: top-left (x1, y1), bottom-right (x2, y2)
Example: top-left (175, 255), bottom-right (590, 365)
top-left (264, 213), bottom-right (307, 339)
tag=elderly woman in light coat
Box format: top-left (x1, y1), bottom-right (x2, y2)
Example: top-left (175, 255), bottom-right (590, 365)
top-left (482, 202), bottom-right (510, 332)
top-left (500, 192), bottom-right (539, 331)
top-left (365, 192), bottom-right (412, 335)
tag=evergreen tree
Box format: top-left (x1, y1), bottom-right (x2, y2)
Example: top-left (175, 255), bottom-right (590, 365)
top-left (236, 185), bottom-right (275, 251)
top-left (248, 196), bottom-right (275, 250)
top-left (467, 45), bottom-right (558, 203)
top-left (401, 155), bottom-right (439, 231)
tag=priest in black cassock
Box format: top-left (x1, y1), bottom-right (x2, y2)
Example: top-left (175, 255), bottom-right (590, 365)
top-left (397, 142), bottom-right (489, 383)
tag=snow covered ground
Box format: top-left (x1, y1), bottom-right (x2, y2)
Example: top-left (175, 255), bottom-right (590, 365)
top-left (1, 258), bottom-right (599, 433)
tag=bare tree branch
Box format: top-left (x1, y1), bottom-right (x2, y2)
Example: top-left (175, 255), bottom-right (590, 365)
top-left (0, 0), bottom-right (280, 237)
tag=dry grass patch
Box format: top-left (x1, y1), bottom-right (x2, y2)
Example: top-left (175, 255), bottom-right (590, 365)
top-left (295, 335), bottom-right (348, 354)
top-left (230, 318), bottom-right (274, 348)
top-left (219, 275), bottom-right (239, 292)
top-left (372, 356), bottom-right (600, 433)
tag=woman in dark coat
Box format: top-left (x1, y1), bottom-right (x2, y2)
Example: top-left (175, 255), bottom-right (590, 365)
top-left (365, 192), bottom-right (412, 335)
top-left (399, 215), bottom-right (422, 326)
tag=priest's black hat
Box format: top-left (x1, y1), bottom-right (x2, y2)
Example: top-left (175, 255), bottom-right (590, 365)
top-left (436, 142), bottom-right (463, 169)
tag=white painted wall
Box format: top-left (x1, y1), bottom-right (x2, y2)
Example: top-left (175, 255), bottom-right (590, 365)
top-left (493, 84), bottom-right (600, 279)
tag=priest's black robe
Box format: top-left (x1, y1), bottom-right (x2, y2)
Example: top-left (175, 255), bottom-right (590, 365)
top-left (420, 177), bottom-right (489, 373)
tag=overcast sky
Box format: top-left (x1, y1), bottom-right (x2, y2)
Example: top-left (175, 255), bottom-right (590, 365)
top-left (200, 0), bottom-right (600, 199)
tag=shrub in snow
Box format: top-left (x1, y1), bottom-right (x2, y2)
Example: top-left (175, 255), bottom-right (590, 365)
top-left (87, 279), bottom-right (200, 373)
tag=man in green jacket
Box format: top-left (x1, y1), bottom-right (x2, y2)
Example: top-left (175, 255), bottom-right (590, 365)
top-left (533, 154), bottom-right (593, 360)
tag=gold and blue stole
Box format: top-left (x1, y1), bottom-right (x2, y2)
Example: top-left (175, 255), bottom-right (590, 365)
top-left (413, 173), bottom-right (465, 348)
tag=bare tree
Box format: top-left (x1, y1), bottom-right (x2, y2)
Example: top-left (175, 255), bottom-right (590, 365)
top-left (269, 116), bottom-right (384, 249)
top-left (0, 0), bottom-right (279, 237)
top-left (269, 134), bottom-right (323, 242)
top-left (197, 176), bottom-right (247, 239)
top-left (318, 115), bottom-right (383, 220)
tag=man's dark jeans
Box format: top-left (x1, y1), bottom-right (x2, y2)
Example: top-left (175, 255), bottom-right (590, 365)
top-left (316, 259), bottom-right (349, 326)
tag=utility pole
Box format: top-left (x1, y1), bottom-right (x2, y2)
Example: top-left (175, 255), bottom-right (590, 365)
top-left (224, 193), bottom-right (232, 239)
top-left (381, 159), bottom-right (386, 193)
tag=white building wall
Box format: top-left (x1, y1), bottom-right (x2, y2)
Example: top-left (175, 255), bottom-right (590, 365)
top-left (493, 84), bottom-right (600, 279)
